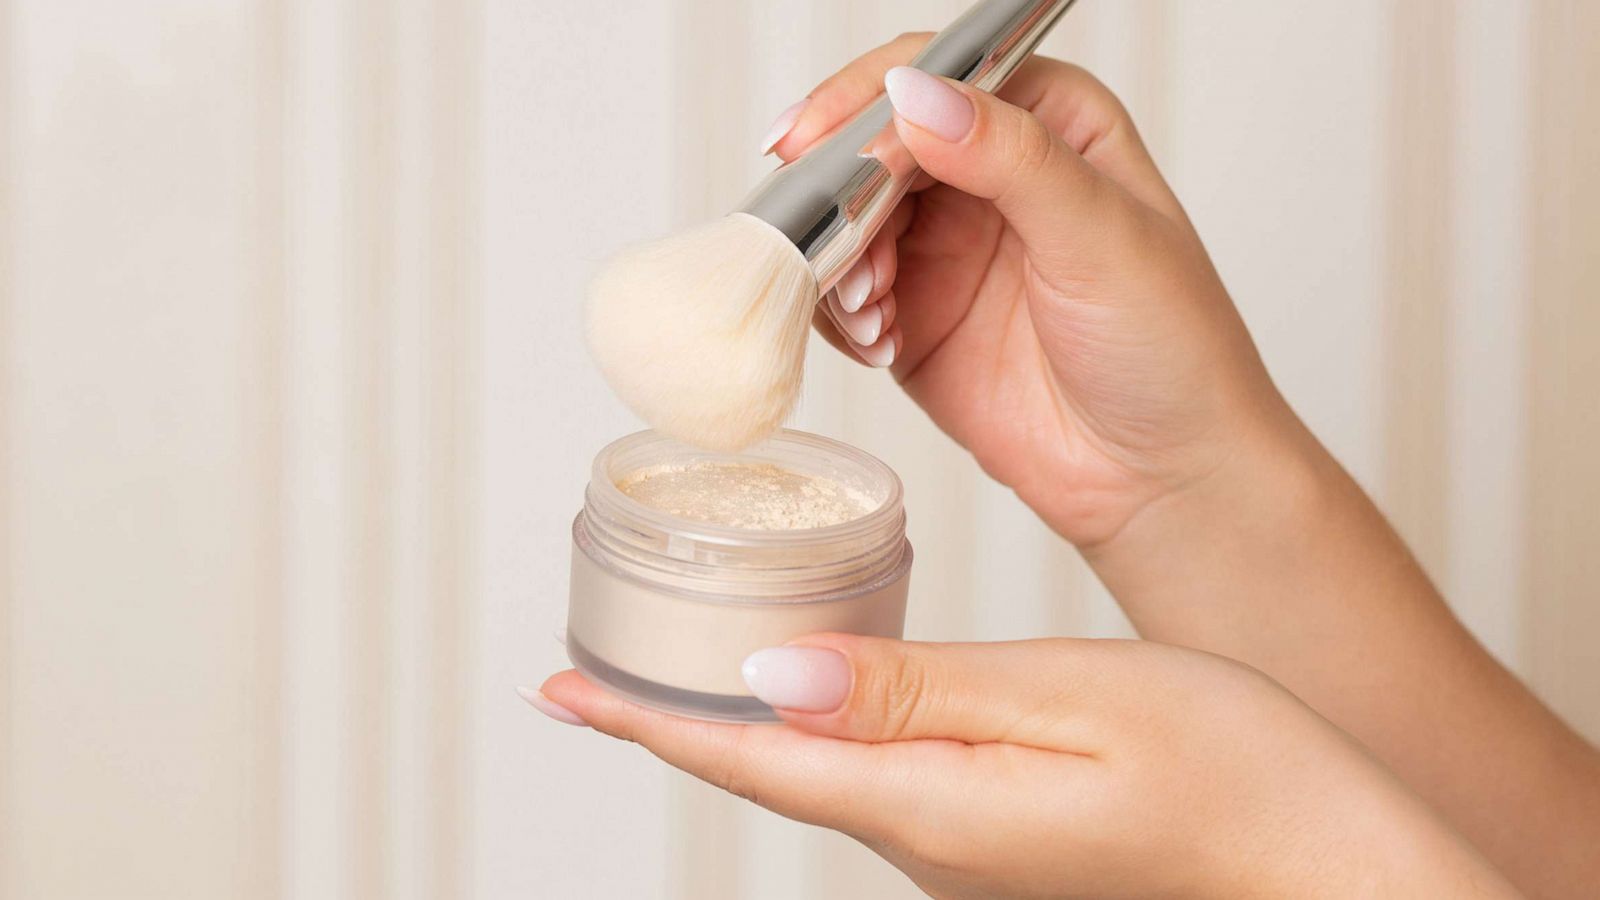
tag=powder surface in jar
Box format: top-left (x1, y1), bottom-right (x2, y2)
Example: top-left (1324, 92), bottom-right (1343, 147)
top-left (616, 462), bottom-right (876, 530)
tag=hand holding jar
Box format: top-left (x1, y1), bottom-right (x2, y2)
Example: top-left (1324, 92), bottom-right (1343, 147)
top-left (534, 635), bottom-right (1515, 899)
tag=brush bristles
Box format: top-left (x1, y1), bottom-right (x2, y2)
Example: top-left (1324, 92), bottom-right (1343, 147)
top-left (586, 212), bottom-right (819, 452)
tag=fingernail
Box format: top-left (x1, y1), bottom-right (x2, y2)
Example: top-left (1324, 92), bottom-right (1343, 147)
top-left (884, 67), bottom-right (973, 142)
top-left (516, 686), bottom-right (589, 726)
top-left (836, 298), bottom-right (883, 346)
top-left (741, 647), bottom-right (852, 713)
top-left (876, 293), bottom-right (897, 331)
top-left (853, 332), bottom-right (897, 368)
top-left (553, 627), bottom-right (567, 646)
top-left (837, 259), bottom-right (875, 312)
top-left (760, 98), bottom-right (809, 154)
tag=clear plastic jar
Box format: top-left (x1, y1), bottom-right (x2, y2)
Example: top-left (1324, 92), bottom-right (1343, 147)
top-left (566, 429), bottom-right (912, 722)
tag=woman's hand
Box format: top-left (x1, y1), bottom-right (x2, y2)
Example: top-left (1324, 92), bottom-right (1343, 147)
top-left (770, 35), bottom-right (1292, 547)
top-left (767, 38), bottom-right (1600, 899)
top-left (532, 637), bottom-right (1514, 899)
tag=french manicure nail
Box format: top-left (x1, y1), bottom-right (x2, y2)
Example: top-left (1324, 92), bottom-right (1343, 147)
top-left (760, 98), bottom-right (809, 154)
top-left (854, 333), bottom-right (897, 369)
top-left (837, 260), bottom-right (875, 313)
top-left (884, 67), bottom-right (973, 142)
top-left (837, 300), bottom-right (884, 346)
top-left (741, 647), bottom-right (852, 713)
top-left (516, 686), bottom-right (589, 726)
top-left (553, 627), bottom-right (567, 646)
top-left (876, 294), bottom-right (897, 331)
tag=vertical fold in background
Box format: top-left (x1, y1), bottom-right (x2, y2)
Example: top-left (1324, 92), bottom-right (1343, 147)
top-left (344, 0), bottom-right (395, 895)
top-left (424, 0), bottom-right (481, 893)
top-left (281, 0), bottom-right (357, 890)
top-left (0, 0), bottom-right (12, 892)
top-left (249, 0), bottom-right (288, 897)
top-left (1444, 0), bottom-right (1529, 666)
top-left (1526, 0), bottom-right (1600, 741)
top-left (1381, 0), bottom-right (1454, 581)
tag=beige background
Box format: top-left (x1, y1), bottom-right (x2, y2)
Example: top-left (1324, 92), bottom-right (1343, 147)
top-left (1, 1), bottom-right (1596, 897)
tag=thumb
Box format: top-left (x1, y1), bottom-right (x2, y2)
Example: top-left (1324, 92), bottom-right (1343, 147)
top-left (883, 66), bottom-right (1137, 267)
top-left (742, 633), bottom-right (1133, 747)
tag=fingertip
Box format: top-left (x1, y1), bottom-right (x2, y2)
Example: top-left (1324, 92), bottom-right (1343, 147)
top-left (848, 331), bottom-right (896, 369)
top-left (829, 289), bottom-right (885, 346)
top-left (837, 258), bottom-right (875, 312)
top-left (517, 684), bottom-right (590, 727)
top-left (741, 645), bottom-right (854, 714)
top-left (866, 228), bottom-right (899, 297)
top-left (876, 293), bottom-right (898, 332)
top-left (816, 300), bottom-right (876, 368)
top-left (538, 669), bottom-right (600, 712)
top-left (760, 98), bottom-right (809, 156)
top-left (884, 66), bottom-right (974, 143)
top-left (885, 325), bottom-right (906, 378)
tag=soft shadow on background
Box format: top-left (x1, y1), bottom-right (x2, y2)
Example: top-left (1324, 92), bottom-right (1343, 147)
top-left (0, 1), bottom-right (1596, 898)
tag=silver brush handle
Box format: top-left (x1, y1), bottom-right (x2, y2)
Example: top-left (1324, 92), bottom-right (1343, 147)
top-left (739, 0), bottom-right (1078, 293)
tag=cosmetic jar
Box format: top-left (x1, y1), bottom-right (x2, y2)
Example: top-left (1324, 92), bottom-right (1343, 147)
top-left (566, 429), bottom-right (912, 722)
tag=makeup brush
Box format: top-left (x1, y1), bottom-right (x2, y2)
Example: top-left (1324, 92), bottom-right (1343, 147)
top-left (588, 0), bottom-right (1078, 452)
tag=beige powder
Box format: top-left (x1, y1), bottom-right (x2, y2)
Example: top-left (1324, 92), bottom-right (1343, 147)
top-left (616, 461), bottom-right (875, 530)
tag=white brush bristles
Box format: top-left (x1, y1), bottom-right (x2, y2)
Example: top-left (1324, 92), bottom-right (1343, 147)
top-left (586, 213), bottom-right (819, 452)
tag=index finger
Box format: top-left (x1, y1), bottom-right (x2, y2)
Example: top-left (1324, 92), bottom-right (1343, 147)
top-left (769, 31), bottom-right (931, 161)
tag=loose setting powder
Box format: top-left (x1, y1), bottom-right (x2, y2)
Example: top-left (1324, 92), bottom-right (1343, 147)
top-left (568, 430), bottom-right (911, 721)
top-left (616, 461), bottom-right (876, 530)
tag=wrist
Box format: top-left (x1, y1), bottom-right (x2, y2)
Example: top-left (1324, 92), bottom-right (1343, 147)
top-left (1207, 759), bottom-right (1518, 899)
top-left (1079, 401), bottom-right (1334, 595)
top-left (1310, 790), bottom-right (1519, 898)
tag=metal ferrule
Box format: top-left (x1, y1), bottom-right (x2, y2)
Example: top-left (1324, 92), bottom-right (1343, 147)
top-left (737, 0), bottom-right (1078, 294)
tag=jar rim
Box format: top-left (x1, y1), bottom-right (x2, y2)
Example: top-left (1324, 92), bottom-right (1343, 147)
top-left (586, 428), bottom-right (904, 548)
top-left (579, 429), bottom-right (909, 597)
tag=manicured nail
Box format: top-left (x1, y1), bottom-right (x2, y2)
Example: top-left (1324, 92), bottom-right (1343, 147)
top-left (876, 293), bottom-right (897, 332)
top-left (516, 686), bottom-right (589, 726)
top-left (741, 647), bottom-right (852, 713)
top-left (853, 331), bottom-right (897, 368)
top-left (834, 296), bottom-right (883, 346)
top-left (760, 99), bottom-right (809, 154)
top-left (836, 258), bottom-right (875, 312)
top-left (884, 67), bottom-right (973, 142)
top-left (553, 627), bottom-right (567, 646)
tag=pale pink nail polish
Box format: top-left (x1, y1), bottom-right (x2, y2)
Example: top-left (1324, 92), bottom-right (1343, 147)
top-left (516, 686), bottom-right (589, 726)
top-left (876, 294), bottom-right (897, 331)
top-left (854, 333), bottom-right (897, 368)
top-left (883, 67), bottom-right (973, 142)
top-left (837, 260), bottom-right (875, 312)
top-left (838, 300), bottom-right (883, 346)
top-left (742, 647), bottom-right (852, 713)
top-left (760, 99), bottom-right (809, 154)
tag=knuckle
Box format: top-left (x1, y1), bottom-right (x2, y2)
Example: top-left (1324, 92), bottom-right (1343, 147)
top-left (860, 650), bottom-right (931, 740)
top-left (1032, 58), bottom-right (1138, 140)
top-left (1013, 114), bottom-right (1057, 176)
